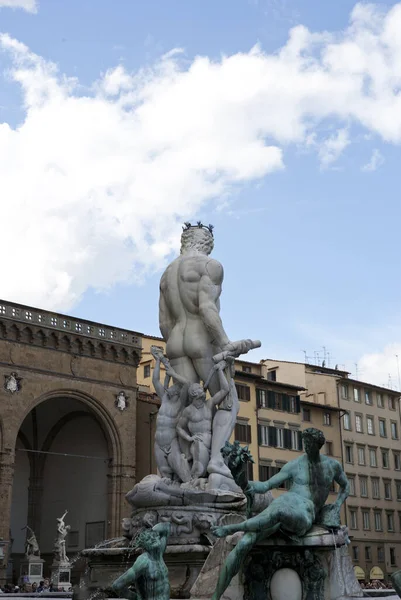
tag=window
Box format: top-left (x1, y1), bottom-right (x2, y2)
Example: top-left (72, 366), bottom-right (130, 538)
top-left (85, 521), bottom-right (105, 547)
top-left (236, 384), bottom-right (250, 402)
top-left (384, 481), bottom-right (392, 500)
top-left (377, 393), bottom-right (384, 408)
top-left (50, 317), bottom-right (57, 326)
top-left (372, 478), bottom-right (380, 499)
top-left (387, 512), bottom-right (394, 532)
top-left (276, 427), bottom-right (284, 449)
top-left (358, 446), bottom-right (365, 465)
top-left (349, 509), bottom-right (358, 529)
top-left (399, 512), bottom-right (401, 532)
top-left (396, 481), bottom-right (401, 501)
top-left (259, 425), bottom-right (269, 446)
top-left (341, 384), bottom-right (349, 399)
top-left (256, 389), bottom-right (267, 408)
top-left (382, 450), bottom-right (389, 468)
top-left (353, 388), bottom-right (360, 402)
top-left (235, 422), bottom-right (252, 443)
top-left (289, 396), bottom-right (298, 413)
top-left (303, 408), bottom-right (311, 422)
top-left (355, 414), bottom-right (363, 433)
top-left (374, 511), bottom-right (383, 531)
top-left (367, 417), bottom-right (374, 435)
top-left (325, 441), bottom-right (333, 456)
top-left (394, 452), bottom-right (401, 471)
top-left (389, 396), bottom-right (396, 410)
top-left (391, 421), bottom-right (399, 440)
top-left (345, 445), bottom-right (353, 464)
top-left (143, 364), bottom-right (151, 378)
top-left (360, 477), bottom-right (368, 497)
top-left (369, 448), bottom-right (377, 467)
top-left (365, 546), bottom-right (371, 561)
top-left (378, 547), bottom-right (385, 562)
top-left (242, 365), bottom-right (251, 373)
top-left (291, 429), bottom-right (302, 451)
top-left (25, 310), bottom-right (32, 320)
top-left (362, 511), bottom-right (370, 532)
top-left (365, 390), bottom-right (373, 405)
top-left (259, 464), bottom-right (270, 480)
top-left (379, 419), bottom-right (387, 437)
top-left (390, 548), bottom-right (396, 566)
top-left (247, 462), bottom-right (254, 481)
top-left (352, 546), bottom-right (359, 561)
top-left (348, 476), bottom-right (355, 496)
top-left (323, 412), bottom-right (331, 426)
top-left (343, 412), bottom-right (351, 430)
top-left (267, 369), bottom-right (277, 381)
top-left (68, 531), bottom-right (79, 548)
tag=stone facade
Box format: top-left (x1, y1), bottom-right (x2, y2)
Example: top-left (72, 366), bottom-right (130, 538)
top-left (0, 299), bottom-right (143, 584)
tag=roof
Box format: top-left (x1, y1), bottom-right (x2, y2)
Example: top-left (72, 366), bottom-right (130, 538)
top-left (262, 358), bottom-right (350, 377)
top-left (235, 370), bottom-right (305, 391)
top-left (341, 377), bottom-right (401, 396)
top-left (300, 399), bottom-right (342, 412)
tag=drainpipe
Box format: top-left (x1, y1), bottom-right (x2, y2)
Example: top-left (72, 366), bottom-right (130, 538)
top-left (337, 381), bottom-right (348, 528)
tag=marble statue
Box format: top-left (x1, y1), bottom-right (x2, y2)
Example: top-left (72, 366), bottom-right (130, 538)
top-left (112, 523), bottom-right (171, 600)
top-left (159, 222), bottom-right (260, 482)
top-left (53, 510), bottom-right (70, 563)
top-left (176, 359), bottom-right (231, 480)
top-left (24, 526), bottom-right (40, 558)
top-left (152, 345), bottom-right (192, 482)
top-left (210, 428), bottom-right (350, 600)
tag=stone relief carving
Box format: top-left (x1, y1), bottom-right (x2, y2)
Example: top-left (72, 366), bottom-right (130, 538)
top-left (4, 372), bottom-right (22, 393)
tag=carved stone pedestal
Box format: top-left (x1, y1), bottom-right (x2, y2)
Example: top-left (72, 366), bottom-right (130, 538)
top-left (19, 556), bottom-right (45, 586)
top-left (51, 560), bottom-right (71, 591)
top-left (190, 526), bottom-right (363, 600)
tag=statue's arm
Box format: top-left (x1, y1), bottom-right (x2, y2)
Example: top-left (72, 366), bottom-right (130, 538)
top-left (152, 358), bottom-right (166, 399)
top-left (248, 462), bottom-right (292, 494)
top-left (198, 259), bottom-right (230, 348)
top-left (333, 462), bottom-right (350, 507)
top-left (153, 522), bottom-right (171, 553)
top-left (210, 366), bottom-right (230, 406)
top-left (159, 290), bottom-right (174, 340)
top-left (177, 412), bottom-right (192, 442)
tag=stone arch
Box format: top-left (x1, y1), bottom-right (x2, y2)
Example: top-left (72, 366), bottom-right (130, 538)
top-left (15, 389), bottom-right (122, 466)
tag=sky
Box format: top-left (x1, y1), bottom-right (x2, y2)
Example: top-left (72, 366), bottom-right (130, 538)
top-left (1, 0), bottom-right (401, 388)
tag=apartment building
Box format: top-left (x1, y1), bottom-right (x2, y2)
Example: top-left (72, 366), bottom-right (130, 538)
top-left (138, 335), bottom-right (341, 502)
top-left (263, 358), bottom-right (401, 582)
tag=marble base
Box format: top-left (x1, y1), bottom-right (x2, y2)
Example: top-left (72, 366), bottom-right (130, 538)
top-left (51, 561), bottom-right (71, 591)
top-left (19, 556), bottom-right (45, 586)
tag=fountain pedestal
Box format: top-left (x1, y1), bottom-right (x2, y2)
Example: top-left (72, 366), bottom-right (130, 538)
top-left (190, 526), bottom-right (363, 600)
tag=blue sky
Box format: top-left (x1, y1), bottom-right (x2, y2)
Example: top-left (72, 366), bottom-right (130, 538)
top-left (1, 0), bottom-right (401, 386)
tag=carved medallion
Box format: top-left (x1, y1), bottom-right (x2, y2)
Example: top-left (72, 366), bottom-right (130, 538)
top-left (115, 391), bottom-right (129, 411)
top-left (4, 372), bottom-right (22, 393)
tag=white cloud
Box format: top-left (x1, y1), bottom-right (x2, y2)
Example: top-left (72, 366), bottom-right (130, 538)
top-left (0, 0), bottom-right (37, 12)
top-left (2, 3), bottom-right (401, 309)
top-left (358, 344), bottom-right (401, 389)
top-left (318, 129), bottom-right (350, 168)
top-left (361, 148), bottom-right (384, 171)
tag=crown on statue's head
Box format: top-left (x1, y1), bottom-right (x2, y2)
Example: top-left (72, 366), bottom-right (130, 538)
top-left (182, 221), bottom-right (214, 236)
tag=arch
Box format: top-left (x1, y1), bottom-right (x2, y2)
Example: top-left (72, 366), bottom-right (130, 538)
top-left (15, 389), bottom-right (122, 467)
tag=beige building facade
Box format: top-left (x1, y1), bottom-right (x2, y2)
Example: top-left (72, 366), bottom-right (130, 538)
top-left (263, 358), bottom-right (401, 582)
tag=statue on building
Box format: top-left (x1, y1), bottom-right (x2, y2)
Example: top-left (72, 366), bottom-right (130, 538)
top-left (23, 526), bottom-right (40, 558)
top-left (53, 510), bottom-right (70, 563)
top-left (210, 428), bottom-right (350, 600)
top-left (112, 523), bottom-right (171, 600)
top-left (159, 222), bottom-right (260, 483)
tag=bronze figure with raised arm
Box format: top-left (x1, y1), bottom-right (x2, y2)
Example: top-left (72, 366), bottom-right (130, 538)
top-left (210, 428), bottom-right (350, 600)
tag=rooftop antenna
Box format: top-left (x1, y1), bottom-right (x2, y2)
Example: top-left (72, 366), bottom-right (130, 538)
top-left (302, 350), bottom-right (307, 363)
top-left (322, 346), bottom-right (327, 364)
top-left (396, 355), bottom-right (401, 391)
top-left (354, 363), bottom-right (359, 380)
top-left (327, 351), bottom-right (331, 368)
top-left (388, 374), bottom-right (393, 389)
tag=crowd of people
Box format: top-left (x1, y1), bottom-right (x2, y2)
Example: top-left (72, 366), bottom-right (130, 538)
top-left (359, 579), bottom-right (395, 590)
top-left (0, 578), bottom-right (72, 593)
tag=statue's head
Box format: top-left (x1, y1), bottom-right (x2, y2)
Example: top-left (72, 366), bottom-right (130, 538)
top-left (180, 222), bottom-right (214, 256)
top-left (166, 382), bottom-right (182, 398)
top-left (188, 383), bottom-right (206, 407)
top-left (135, 529), bottom-right (161, 554)
top-left (302, 428), bottom-right (325, 455)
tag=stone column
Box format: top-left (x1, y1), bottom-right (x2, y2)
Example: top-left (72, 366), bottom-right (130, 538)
top-left (0, 450), bottom-right (15, 585)
top-left (106, 462), bottom-right (136, 539)
top-left (27, 474), bottom-right (44, 537)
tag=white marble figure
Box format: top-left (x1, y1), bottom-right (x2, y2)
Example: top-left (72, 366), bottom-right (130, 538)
top-left (53, 511), bottom-right (70, 563)
top-left (4, 372), bottom-right (21, 393)
top-left (116, 391), bottom-right (128, 411)
top-left (159, 223), bottom-right (260, 479)
top-left (176, 360), bottom-right (231, 480)
top-left (24, 526), bottom-right (40, 558)
top-left (151, 346), bottom-right (192, 483)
